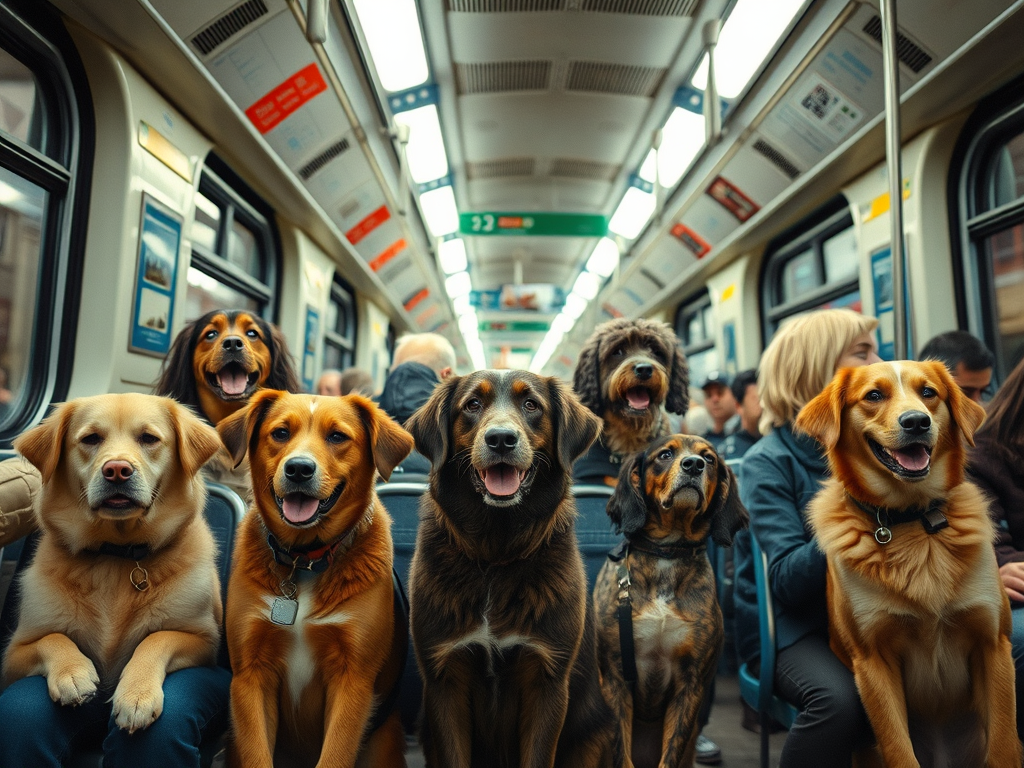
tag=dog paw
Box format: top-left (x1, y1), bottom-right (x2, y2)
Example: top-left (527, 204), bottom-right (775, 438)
top-left (47, 658), bottom-right (99, 706)
top-left (112, 677), bottom-right (164, 733)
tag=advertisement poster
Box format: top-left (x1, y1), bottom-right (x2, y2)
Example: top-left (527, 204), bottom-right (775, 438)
top-left (129, 195), bottom-right (182, 357)
top-left (303, 305), bottom-right (320, 392)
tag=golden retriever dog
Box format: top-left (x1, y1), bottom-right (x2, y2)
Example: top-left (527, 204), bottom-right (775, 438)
top-left (218, 390), bottom-right (413, 768)
top-left (593, 435), bottom-right (747, 768)
top-left (573, 319), bottom-right (689, 483)
top-left (3, 393), bottom-right (223, 732)
top-left (796, 360), bottom-right (1022, 767)
top-left (404, 370), bottom-right (617, 768)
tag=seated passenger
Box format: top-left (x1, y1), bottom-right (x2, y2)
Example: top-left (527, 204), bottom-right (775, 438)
top-left (700, 371), bottom-right (737, 451)
top-left (721, 368), bottom-right (761, 461)
top-left (339, 366), bottom-right (375, 396)
top-left (967, 354), bottom-right (1024, 738)
top-left (315, 368), bottom-right (343, 396)
top-left (734, 308), bottom-right (879, 766)
top-left (919, 329), bottom-right (994, 403)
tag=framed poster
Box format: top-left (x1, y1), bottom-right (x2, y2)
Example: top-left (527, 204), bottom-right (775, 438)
top-left (302, 305), bottom-right (320, 392)
top-left (129, 195), bottom-right (183, 357)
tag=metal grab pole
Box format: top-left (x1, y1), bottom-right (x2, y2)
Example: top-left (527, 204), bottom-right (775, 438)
top-left (880, 0), bottom-right (907, 359)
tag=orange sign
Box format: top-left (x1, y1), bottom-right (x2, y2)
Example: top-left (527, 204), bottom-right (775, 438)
top-left (403, 288), bottom-right (429, 311)
top-left (368, 239), bottom-right (407, 272)
top-left (670, 223), bottom-right (712, 258)
top-left (245, 63), bottom-right (328, 134)
top-left (346, 205), bottom-right (390, 245)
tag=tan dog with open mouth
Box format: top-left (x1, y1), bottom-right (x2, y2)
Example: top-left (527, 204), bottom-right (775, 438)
top-left (3, 394), bottom-right (223, 733)
top-left (796, 360), bottom-right (1022, 767)
top-left (218, 390), bottom-right (413, 768)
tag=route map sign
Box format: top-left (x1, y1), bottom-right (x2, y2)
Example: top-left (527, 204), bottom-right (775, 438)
top-left (459, 212), bottom-right (607, 237)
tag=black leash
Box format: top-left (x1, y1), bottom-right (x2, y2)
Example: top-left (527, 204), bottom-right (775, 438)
top-left (608, 540), bottom-right (638, 692)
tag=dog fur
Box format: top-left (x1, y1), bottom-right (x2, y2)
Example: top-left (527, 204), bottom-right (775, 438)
top-left (573, 318), bottom-right (689, 458)
top-left (218, 390), bottom-right (413, 768)
top-left (796, 360), bottom-right (1022, 767)
top-left (404, 370), bottom-right (617, 768)
top-left (4, 393), bottom-right (223, 733)
top-left (594, 435), bottom-right (747, 768)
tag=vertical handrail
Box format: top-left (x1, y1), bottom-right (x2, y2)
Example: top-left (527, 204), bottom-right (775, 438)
top-left (880, 0), bottom-right (908, 360)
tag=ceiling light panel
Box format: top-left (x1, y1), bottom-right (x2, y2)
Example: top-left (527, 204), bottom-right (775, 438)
top-left (419, 185), bottom-right (460, 237)
top-left (608, 186), bottom-right (656, 239)
top-left (394, 105), bottom-right (449, 183)
top-left (438, 237), bottom-right (469, 274)
top-left (586, 237), bottom-right (620, 277)
top-left (353, 0), bottom-right (430, 92)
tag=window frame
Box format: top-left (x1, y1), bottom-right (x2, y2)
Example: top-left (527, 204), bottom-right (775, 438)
top-left (323, 276), bottom-right (357, 371)
top-left (675, 291), bottom-right (715, 361)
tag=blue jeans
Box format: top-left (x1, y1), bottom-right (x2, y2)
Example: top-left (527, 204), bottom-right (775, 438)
top-left (0, 665), bottom-right (230, 768)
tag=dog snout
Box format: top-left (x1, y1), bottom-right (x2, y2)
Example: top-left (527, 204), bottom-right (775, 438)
top-left (634, 363), bottom-right (653, 381)
top-left (284, 457), bottom-right (317, 482)
top-left (898, 410), bottom-right (931, 437)
top-left (484, 427), bottom-right (519, 456)
top-left (102, 460), bottom-right (135, 483)
top-left (681, 455), bottom-right (706, 477)
top-left (222, 335), bottom-right (245, 353)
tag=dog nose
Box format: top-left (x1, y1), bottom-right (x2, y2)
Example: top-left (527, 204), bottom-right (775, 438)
top-left (634, 363), bottom-right (653, 380)
top-left (222, 335), bottom-right (244, 352)
top-left (102, 460), bottom-right (134, 483)
top-left (284, 457), bottom-right (317, 482)
top-left (484, 428), bottom-right (519, 455)
top-left (681, 456), bottom-right (706, 476)
top-left (898, 410), bottom-right (932, 436)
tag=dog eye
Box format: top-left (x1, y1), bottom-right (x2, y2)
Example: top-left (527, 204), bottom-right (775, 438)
top-left (658, 449), bottom-right (673, 460)
top-left (326, 431), bottom-right (348, 445)
top-left (865, 389), bottom-right (884, 402)
top-left (246, 329), bottom-right (259, 339)
top-left (204, 330), bottom-right (218, 341)
top-left (81, 433), bottom-right (102, 446)
top-left (523, 399), bottom-right (539, 412)
top-left (921, 386), bottom-right (937, 399)
top-left (139, 433), bottom-right (159, 445)
top-left (611, 347), bottom-right (625, 357)
top-left (464, 398), bottom-right (481, 413)
top-left (703, 452), bottom-right (716, 464)
top-left (271, 427), bottom-right (290, 441)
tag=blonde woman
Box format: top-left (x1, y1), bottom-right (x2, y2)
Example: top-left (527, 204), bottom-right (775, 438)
top-left (732, 309), bottom-right (880, 766)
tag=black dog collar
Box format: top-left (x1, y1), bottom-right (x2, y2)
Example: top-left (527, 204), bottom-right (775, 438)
top-left (847, 494), bottom-right (948, 544)
top-left (266, 531), bottom-right (348, 574)
top-left (83, 542), bottom-right (151, 560)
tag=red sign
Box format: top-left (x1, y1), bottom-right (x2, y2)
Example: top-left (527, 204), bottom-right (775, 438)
top-left (601, 303), bottom-right (624, 319)
top-left (403, 288), bottom-right (429, 311)
top-left (346, 205), bottom-right (390, 245)
top-left (368, 239), bottom-right (407, 272)
top-left (670, 223), bottom-right (712, 258)
top-left (707, 176), bottom-right (760, 223)
top-left (245, 63), bottom-right (328, 134)
top-left (498, 216), bottom-right (523, 229)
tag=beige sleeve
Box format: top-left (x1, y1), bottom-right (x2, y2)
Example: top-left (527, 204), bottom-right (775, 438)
top-left (0, 457), bottom-right (40, 547)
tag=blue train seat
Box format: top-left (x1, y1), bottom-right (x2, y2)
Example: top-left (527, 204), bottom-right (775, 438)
top-left (571, 484), bottom-right (618, 591)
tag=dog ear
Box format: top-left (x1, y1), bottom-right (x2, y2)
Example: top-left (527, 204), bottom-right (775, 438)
top-left (549, 377), bottom-right (602, 473)
top-left (155, 318), bottom-right (201, 410)
top-left (795, 368), bottom-right (851, 449)
top-left (14, 402), bottom-right (75, 483)
top-left (929, 360), bottom-right (986, 447)
top-left (169, 400), bottom-right (223, 476)
top-left (216, 389), bottom-right (280, 468)
top-left (573, 338), bottom-right (603, 415)
top-left (606, 451), bottom-right (648, 536)
top-left (264, 321), bottom-right (302, 394)
top-left (665, 340), bottom-right (690, 415)
top-left (707, 458), bottom-right (749, 547)
top-left (404, 376), bottom-right (458, 474)
top-left (351, 395), bottom-right (414, 481)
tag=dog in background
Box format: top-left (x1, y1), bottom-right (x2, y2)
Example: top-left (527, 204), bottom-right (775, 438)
top-left (594, 435), bottom-right (747, 768)
top-left (405, 370), bottom-right (616, 768)
top-left (573, 318), bottom-right (689, 484)
top-left (218, 390), bottom-right (413, 768)
top-left (156, 309), bottom-right (300, 427)
top-left (4, 394), bottom-right (223, 732)
top-left (796, 360), bottom-right (1022, 767)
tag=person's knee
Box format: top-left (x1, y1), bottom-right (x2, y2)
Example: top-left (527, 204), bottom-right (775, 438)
top-left (805, 676), bottom-right (865, 732)
top-left (0, 675), bottom-right (58, 727)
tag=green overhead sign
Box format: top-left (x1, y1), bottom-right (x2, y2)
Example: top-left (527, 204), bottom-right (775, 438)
top-left (479, 320), bottom-right (550, 333)
top-left (460, 212), bottom-right (607, 237)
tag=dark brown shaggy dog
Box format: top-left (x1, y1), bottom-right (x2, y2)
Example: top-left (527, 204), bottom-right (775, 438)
top-left (405, 370), bottom-right (617, 768)
top-left (593, 435), bottom-right (747, 768)
top-left (797, 361), bottom-right (1021, 767)
top-left (573, 318), bottom-right (689, 461)
top-left (156, 309), bottom-right (300, 426)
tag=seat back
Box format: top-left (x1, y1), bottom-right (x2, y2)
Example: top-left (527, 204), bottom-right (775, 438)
top-left (204, 482), bottom-right (246, 671)
top-left (571, 484), bottom-right (619, 591)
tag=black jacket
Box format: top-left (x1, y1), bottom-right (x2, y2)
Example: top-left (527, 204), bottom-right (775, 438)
top-left (377, 362), bottom-right (439, 480)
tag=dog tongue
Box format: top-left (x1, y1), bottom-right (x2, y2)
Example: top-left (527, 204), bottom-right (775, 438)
top-left (282, 493), bottom-right (319, 523)
top-left (626, 387), bottom-right (651, 410)
top-left (893, 444), bottom-right (930, 472)
top-left (482, 465), bottom-right (522, 496)
top-left (218, 368), bottom-right (248, 395)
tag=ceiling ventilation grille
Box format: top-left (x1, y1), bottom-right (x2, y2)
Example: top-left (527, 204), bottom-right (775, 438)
top-left (580, 0), bottom-right (698, 15)
top-left (299, 139), bottom-right (351, 181)
top-left (566, 62), bottom-right (666, 96)
top-left (191, 0), bottom-right (268, 56)
top-left (455, 61), bottom-right (552, 94)
top-left (447, 0), bottom-right (565, 9)
top-left (862, 15), bottom-right (933, 73)
top-left (466, 158), bottom-right (536, 178)
top-left (550, 158), bottom-right (619, 180)
top-left (752, 139), bottom-right (799, 180)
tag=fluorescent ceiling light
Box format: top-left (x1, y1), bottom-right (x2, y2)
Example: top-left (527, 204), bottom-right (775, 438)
top-left (638, 108), bottom-right (705, 189)
top-left (586, 237), bottom-right (620, 278)
top-left (572, 271), bottom-right (601, 301)
top-left (608, 187), bottom-right (656, 240)
top-left (468, 338), bottom-right (486, 371)
top-left (690, 0), bottom-right (806, 99)
top-left (458, 312), bottom-right (479, 335)
top-left (352, 0), bottom-right (429, 92)
top-left (452, 293), bottom-right (472, 315)
top-left (420, 185), bottom-right (459, 237)
top-left (445, 270), bottom-right (472, 299)
top-left (394, 105), bottom-right (449, 184)
top-left (551, 312), bottom-right (576, 335)
top-left (438, 237), bottom-right (468, 275)
top-left (562, 292), bottom-right (588, 320)
top-left (529, 328), bottom-right (565, 373)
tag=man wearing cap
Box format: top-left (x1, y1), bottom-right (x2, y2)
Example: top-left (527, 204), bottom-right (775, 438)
top-left (722, 369), bottom-right (761, 461)
top-left (701, 370), bottom-right (737, 452)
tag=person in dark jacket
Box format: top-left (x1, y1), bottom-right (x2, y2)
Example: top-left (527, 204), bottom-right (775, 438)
top-left (734, 309), bottom-right (880, 766)
top-left (967, 353), bottom-right (1024, 738)
top-left (721, 369), bottom-right (761, 461)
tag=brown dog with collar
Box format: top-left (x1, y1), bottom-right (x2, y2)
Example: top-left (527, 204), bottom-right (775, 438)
top-left (593, 434), bottom-right (747, 768)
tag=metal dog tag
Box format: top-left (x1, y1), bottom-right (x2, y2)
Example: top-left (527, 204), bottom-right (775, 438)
top-left (271, 597), bottom-right (298, 626)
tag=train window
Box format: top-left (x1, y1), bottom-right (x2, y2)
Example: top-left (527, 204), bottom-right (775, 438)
top-left (761, 200), bottom-right (861, 341)
top-left (323, 277), bottom-right (356, 371)
top-left (184, 164), bottom-right (276, 321)
top-left (0, 49), bottom-right (43, 153)
top-left (675, 292), bottom-right (717, 388)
